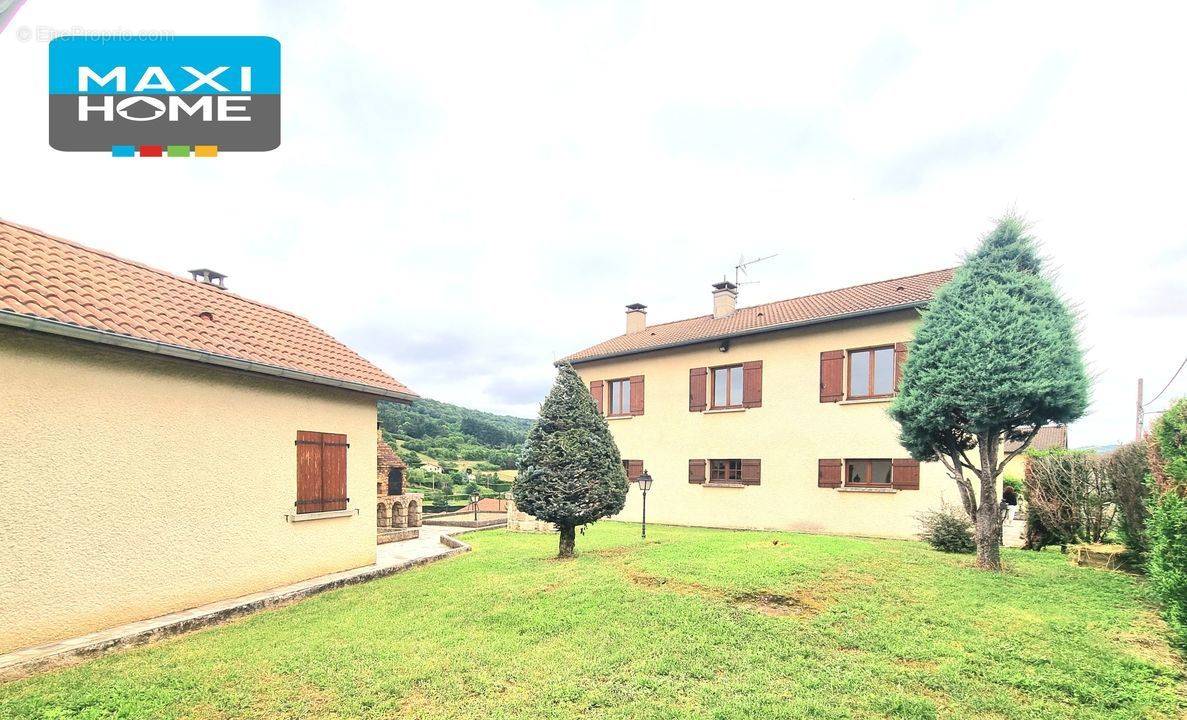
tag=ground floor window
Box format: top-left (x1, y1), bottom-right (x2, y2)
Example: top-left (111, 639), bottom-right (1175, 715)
top-left (709, 459), bottom-right (743, 482)
top-left (846, 459), bottom-right (892, 487)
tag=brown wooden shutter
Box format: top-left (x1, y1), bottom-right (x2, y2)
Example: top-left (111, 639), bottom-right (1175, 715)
top-left (894, 342), bottom-right (909, 392)
top-left (627, 459), bottom-right (644, 482)
top-left (688, 459), bottom-right (706, 484)
top-left (590, 380), bottom-right (604, 415)
top-left (630, 375), bottom-right (645, 416)
top-left (295, 431), bottom-right (350, 513)
top-left (818, 458), bottom-right (842, 488)
top-left (689, 367), bottom-right (707, 412)
top-left (819, 351), bottom-right (844, 403)
top-left (296, 431), bottom-right (324, 513)
top-left (742, 361), bottom-right (763, 408)
top-left (741, 459), bottom-right (761, 485)
top-left (891, 458), bottom-right (920, 490)
top-left (321, 433), bottom-right (349, 510)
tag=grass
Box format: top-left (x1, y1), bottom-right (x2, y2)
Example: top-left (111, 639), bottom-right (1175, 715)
top-left (2, 523), bottom-right (1183, 719)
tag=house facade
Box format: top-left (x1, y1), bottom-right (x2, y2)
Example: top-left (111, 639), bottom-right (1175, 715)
top-left (563, 269), bottom-right (958, 540)
top-left (0, 220), bottom-right (417, 653)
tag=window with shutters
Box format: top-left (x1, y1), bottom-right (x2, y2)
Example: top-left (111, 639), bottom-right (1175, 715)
top-left (711, 365), bottom-right (744, 408)
top-left (622, 459), bottom-right (644, 482)
top-left (709, 459), bottom-right (743, 482)
top-left (607, 378), bottom-right (632, 416)
top-left (845, 458), bottom-right (893, 487)
top-left (295, 431), bottom-right (349, 514)
top-left (847, 345), bottom-right (896, 399)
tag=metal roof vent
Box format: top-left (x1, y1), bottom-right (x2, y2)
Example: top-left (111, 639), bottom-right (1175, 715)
top-left (189, 268), bottom-right (227, 289)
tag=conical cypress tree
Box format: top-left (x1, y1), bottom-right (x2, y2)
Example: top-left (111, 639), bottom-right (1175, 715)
top-left (890, 213), bottom-right (1088, 570)
top-left (514, 363), bottom-right (628, 557)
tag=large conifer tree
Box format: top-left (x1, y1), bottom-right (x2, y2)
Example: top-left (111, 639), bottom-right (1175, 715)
top-left (514, 363), bottom-right (628, 557)
top-left (890, 214), bottom-right (1088, 570)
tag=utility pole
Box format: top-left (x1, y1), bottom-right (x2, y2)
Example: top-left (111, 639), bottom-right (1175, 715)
top-left (1136, 377), bottom-right (1144, 441)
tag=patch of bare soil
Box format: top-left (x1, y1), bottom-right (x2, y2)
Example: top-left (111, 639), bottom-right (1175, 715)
top-left (733, 591), bottom-right (825, 617)
top-left (627, 573), bottom-right (828, 618)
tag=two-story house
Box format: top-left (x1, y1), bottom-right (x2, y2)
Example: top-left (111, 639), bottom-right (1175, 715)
top-left (561, 269), bottom-right (956, 540)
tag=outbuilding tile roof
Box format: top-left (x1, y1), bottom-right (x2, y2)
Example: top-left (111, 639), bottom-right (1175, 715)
top-left (563, 268), bottom-right (955, 363)
top-left (0, 219), bottom-right (416, 399)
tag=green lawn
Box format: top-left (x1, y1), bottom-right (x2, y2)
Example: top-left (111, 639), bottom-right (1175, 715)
top-left (2, 524), bottom-right (1184, 719)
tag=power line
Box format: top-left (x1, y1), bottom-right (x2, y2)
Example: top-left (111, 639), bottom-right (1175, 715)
top-left (1145, 355), bottom-right (1187, 408)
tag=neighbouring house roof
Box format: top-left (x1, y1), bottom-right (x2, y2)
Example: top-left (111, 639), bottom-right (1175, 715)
top-left (562, 268), bottom-right (956, 364)
top-left (1005, 425), bottom-right (1069, 453)
top-left (0, 219), bottom-right (417, 401)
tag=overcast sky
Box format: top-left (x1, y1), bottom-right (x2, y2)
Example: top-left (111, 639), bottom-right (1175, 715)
top-left (2, 1), bottom-right (1184, 447)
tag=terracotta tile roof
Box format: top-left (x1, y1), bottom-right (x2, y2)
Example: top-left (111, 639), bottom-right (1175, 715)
top-left (1005, 425), bottom-right (1068, 453)
top-left (562, 268), bottom-right (956, 364)
top-left (377, 434), bottom-right (407, 470)
top-left (0, 219), bottom-right (416, 399)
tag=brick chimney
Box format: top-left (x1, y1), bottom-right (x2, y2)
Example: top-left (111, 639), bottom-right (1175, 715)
top-left (712, 281), bottom-right (738, 318)
top-left (625, 303), bottom-right (647, 334)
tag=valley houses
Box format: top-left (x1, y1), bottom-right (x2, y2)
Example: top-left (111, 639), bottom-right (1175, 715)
top-left (562, 269), bottom-right (957, 539)
top-left (0, 220), bottom-right (417, 654)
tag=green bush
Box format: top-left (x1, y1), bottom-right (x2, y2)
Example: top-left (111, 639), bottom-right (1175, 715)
top-left (918, 505), bottom-right (976, 553)
top-left (1147, 399), bottom-right (1187, 647)
top-left (1147, 492), bottom-right (1187, 646)
top-left (1104, 441), bottom-right (1150, 567)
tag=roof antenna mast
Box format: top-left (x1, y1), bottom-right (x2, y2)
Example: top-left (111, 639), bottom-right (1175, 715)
top-left (732, 253), bottom-right (779, 287)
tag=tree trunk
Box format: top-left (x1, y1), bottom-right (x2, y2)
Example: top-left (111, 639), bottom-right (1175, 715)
top-left (558, 524), bottom-right (576, 558)
top-left (975, 435), bottom-right (1003, 571)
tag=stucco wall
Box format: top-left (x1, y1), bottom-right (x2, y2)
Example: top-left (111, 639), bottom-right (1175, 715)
top-left (0, 328), bottom-right (379, 653)
top-left (572, 310), bottom-right (963, 540)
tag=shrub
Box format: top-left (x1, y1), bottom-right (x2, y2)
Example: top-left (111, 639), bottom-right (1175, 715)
top-left (1147, 399), bottom-right (1187, 647)
top-left (1103, 440), bottom-right (1150, 566)
top-left (1024, 449), bottom-right (1114, 545)
top-left (1147, 492), bottom-right (1187, 646)
top-left (918, 505), bottom-right (976, 553)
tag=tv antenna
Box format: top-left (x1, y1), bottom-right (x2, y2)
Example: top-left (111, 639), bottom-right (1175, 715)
top-left (732, 253), bottom-right (778, 287)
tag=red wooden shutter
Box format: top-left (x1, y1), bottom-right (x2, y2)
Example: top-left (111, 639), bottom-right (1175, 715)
top-left (627, 459), bottom-right (644, 482)
top-left (891, 458), bottom-right (920, 490)
top-left (296, 431), bottom-right (324, 513)
top-left (630, 375), bottom-right (645, 415)
top-left (741, 459), bottom-right (761, 485)
top-left (321, 433), bottom-right (349, 510)
top-left (742, 361), bottom-right (763, 408)
top-left (689, 367), bottom-right (707, 412)
top-left (818, 458), bottom-right (842, 488)
top-left (590, 380), bottom-right (604, 415)
top-left (819, 351), bottom-right (844, 403)
top-left (688, 459), bottom-right (706, 484)
top-left (894, 342), bottom-right (909, 392)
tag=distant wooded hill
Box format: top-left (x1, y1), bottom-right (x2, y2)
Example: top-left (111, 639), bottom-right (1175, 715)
top-left (378, 398), bottom-right (533, 471)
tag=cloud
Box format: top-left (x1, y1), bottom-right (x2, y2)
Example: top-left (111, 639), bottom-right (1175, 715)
top-left (1, 0), bottom-right (1185, 441)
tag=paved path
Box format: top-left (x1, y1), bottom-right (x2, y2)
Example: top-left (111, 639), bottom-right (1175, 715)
top-left (1003, 513), bottom-right (1026, 548)
top-left (0, 525), bottom-right (473, 680)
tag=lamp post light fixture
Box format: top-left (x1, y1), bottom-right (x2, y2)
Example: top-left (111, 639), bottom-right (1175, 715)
top-left (637, 469), bottom-right (654, 539)
top-left (470, 491), bottom-right (480, 523)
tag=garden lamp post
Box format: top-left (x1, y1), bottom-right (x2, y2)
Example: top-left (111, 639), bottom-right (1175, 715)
top-left (637, 469), bottom-right (653, 539)
top-left (470, 491), bottom-right (480, 523)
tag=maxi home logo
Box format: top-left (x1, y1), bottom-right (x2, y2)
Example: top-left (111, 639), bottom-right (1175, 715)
top-left (49, 35), bottom-right (280, 156)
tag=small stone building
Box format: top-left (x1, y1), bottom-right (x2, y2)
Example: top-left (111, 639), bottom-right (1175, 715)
top-left (506, 497), bottom-right (556, 533)
top-left (376, 430), bottom-right (423, 543)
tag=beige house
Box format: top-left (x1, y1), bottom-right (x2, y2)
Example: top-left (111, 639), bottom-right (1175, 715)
top-left (562, 269), bottom-right (960, 540)
top-left (0, 220), bottom-right (417, 654)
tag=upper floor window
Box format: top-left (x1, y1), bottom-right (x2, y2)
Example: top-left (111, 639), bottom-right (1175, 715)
top-left (608, 378), bottom-right (632, 416)
top-left (711, 365), bottom-right (745, 408)
top-left (848, 345), bottom-right (895, 399)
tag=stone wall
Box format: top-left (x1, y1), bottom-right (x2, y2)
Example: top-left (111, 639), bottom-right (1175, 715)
top-left (506, 498), bottom-right (556, 533)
